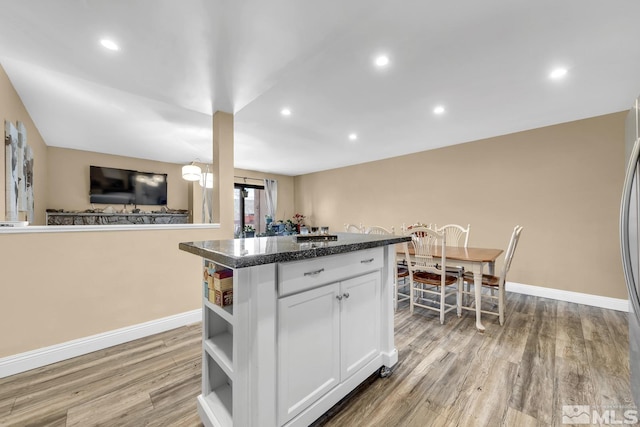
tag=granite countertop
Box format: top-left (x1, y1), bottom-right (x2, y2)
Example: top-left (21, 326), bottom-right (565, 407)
top-left (179, 232), bottom-right (410, 268)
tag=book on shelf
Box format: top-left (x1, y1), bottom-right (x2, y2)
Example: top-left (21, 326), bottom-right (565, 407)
top-left (214, 268), bottom-right (233, 279)
top-left (207, 272), bottom-right (233, 307)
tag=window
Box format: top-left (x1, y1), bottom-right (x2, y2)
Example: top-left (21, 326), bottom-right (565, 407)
top-left (234, 184), bottom-right (267, 237)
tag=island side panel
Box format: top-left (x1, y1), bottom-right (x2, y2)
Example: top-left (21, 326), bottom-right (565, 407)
top-left (381, 245), bottom-right (399, 367)
top-left (234, 263), bottom-right (277, 427)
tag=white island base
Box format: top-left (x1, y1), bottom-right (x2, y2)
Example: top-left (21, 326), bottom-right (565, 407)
top-left (180, 236), bottom-right (403, 427)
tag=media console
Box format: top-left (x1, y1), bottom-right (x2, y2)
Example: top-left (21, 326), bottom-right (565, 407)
top-left (46, 212), bottom-right (189, 225)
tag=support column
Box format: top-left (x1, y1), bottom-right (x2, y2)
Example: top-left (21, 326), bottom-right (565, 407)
top-left (213, 111), bottom-right (234, 238)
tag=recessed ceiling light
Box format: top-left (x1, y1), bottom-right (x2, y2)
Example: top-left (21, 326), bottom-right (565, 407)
top-left (348, 133), bottom-right (358, 141)
top-left (433, 105), bottom-right (445, 115)
top-left (281, 108), bottom-right (291, 116)
top-left (549, 67), bottom-right (568, 80)
top-left (100, 39), bottom-right (120, 51)
top-left (374, 55), bottom-right (390, 67)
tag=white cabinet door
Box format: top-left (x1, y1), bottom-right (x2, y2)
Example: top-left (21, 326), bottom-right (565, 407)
top-left (340, 271), bottom-right (381, 380)
top-left (277, 282), bottom-right (341, 425)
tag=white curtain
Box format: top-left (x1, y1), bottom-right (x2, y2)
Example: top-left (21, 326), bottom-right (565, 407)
top-left (201, 167), bottom-right (214, 223)
top-left (264, 179), bottom-right (278, 219)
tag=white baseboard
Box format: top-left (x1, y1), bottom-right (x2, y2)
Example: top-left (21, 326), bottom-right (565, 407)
top-left (507, 281), bottom-right (629, 312)
top-left (0, 309), bottom-right (202, 379)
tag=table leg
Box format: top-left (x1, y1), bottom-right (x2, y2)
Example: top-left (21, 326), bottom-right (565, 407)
top-left (473, 264), bottom-right (485, 332)
top-left (488, 261), bottom-right (496, 299)
top-left (488, 261), bottom-right (496, 276)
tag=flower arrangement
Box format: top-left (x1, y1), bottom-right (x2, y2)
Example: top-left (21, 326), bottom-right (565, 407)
top-left (293, 213), bottom-right (306, 225)
top-left (243, 224), bottom-right (255, 232)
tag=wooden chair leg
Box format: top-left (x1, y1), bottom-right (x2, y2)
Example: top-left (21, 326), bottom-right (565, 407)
top-left (499, 285), bottom-right (505, 325)
top-left (439, 284), bottom-right (445, 324)
top-left (456, 278), bottom-right (462, 317)
top-left (409, 278), bottom-right (414, 315)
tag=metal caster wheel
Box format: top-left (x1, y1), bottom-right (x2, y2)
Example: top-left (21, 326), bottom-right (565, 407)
top-left (378, 366), bottom-right (392, 378)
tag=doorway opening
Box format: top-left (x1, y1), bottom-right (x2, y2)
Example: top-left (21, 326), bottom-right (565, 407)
top-left (234, 183), bottom-right (266, 237)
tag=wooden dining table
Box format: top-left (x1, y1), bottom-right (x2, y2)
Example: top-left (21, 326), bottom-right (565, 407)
top-left (397, 244), bottom-right (503, 331)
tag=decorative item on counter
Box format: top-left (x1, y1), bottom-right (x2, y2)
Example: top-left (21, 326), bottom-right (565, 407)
top-left (284, 219), bottom-right (296, 234)
top-left (292, 213), bottom-right (306, 233)
top-left (243, 224), bottom-right (255, 238)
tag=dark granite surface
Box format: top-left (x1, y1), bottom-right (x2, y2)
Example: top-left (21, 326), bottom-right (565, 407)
top-left (179, 232), bottom-right (410, 268)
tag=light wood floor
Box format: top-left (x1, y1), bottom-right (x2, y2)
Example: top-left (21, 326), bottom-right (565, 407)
top-left (0, 293), bottom-right (635, 426)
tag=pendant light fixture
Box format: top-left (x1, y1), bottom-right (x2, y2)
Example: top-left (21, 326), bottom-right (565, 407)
top-left (182, 162), bottom-right (202, 181)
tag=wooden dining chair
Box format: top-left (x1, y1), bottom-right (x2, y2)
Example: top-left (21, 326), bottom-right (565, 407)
top-left (363, 225), bottom-right (409, 310)
top-left (460, 225), bottom-right (523, 325)
top-left (435, 224), bottom-right (471, 294)
top-left (404, 226), bottom-right (462, 324)
top-left (344, 223), bottom-right (364, 233)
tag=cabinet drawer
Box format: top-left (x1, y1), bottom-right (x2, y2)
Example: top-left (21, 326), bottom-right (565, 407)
top-left (278, 247), bottom-right (383, 297)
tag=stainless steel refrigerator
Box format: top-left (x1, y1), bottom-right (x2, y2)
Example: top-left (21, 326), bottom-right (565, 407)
top-left (621, 96), bottom-right (640, 406)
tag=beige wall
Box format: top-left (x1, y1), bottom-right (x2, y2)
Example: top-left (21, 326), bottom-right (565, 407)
top-left (47, 147), bottom-right (189, 213)
top-left (0, 64), bottom-right (48, 225)
top-left (0, 227), bottom-right (225, 357)
top-left (294, 112), bottom-right (627, 299)
top-left (234, 168), bottom-right (295, 222)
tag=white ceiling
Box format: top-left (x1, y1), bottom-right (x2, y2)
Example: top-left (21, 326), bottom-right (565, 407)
top-left (1, 0), bottom-right (640, 176)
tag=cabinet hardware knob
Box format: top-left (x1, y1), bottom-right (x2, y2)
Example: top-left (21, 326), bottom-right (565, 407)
top-left (360, 258), bottom-right (374, 263)
top-left (336, 295), bottom-right (343, 301)
top-left (304, 268), bottom-right (325, 277)
top-left (343, 292), bottom-right (350, 299)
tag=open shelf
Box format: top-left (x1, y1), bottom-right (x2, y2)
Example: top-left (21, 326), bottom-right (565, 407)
top-left (204, 333), bottom-right (233, 378)
top-left (204, 299), bottom-right (234, 325)
top-left (197, 384), bottom-right (233, 427)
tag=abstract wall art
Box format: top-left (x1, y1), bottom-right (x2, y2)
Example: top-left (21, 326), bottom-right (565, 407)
top-left (5, 120), bottom-right (33, 222)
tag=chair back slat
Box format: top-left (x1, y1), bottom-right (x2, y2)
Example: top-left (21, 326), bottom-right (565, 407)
top-left (435, 223), bottom-right (470, 248)
top-left (365, 225), bottom-right (395, 235)
top-left (406, 226), bottom-right (445, 274)
top-left (401, 222), bottom-right (433, 234)
top-left (500, 225), bottom-right (523, 283)
top-left (344, 223), bottom-right (364, 233)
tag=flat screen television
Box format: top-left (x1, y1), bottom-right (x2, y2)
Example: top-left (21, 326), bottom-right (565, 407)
top-left (134, 171), bottom-right (168, 205)
top-left (90, 166), bottom-right (168, 206)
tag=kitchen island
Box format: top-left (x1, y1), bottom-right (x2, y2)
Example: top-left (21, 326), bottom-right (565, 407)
top-left (179, 232), bottom-right (410, 427)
